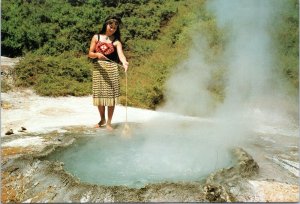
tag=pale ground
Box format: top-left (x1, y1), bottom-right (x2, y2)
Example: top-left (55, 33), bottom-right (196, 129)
top-left (1, 89), bottom-right (162, 137)
top-left (1, 90), bottom-right (299, 202)
top-left (1, 56), bottom-right (299, 202)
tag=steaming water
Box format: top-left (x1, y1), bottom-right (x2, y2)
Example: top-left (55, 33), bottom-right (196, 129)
top-left (47, 117), bottom-right (237, 188)
top-left (46, 0), bottom-right (298, 188)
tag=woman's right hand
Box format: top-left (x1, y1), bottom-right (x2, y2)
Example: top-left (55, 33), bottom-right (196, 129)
top-left (97, 52), bottom-right (108, 60)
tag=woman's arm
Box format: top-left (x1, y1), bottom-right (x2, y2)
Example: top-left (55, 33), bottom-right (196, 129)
top-left (115, 41), bottom-right (129, 72)
top-left (88, 35), bottom-right (107, 60)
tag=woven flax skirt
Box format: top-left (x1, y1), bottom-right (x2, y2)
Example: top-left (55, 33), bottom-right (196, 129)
top-left (93, 60), bottom-right (120, 106)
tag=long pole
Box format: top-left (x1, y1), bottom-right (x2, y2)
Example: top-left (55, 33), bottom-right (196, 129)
top-left (125, 71), bottom-right (128, 124)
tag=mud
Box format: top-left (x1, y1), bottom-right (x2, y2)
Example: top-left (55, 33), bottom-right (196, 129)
top-left (1, 128), bottom-right (299, 203)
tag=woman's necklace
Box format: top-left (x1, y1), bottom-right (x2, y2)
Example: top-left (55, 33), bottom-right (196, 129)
top-left (105, 35), bottom-right (110, 40)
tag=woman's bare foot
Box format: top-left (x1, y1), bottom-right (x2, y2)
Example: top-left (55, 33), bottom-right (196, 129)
top-left (106, 123), bottom-right (114, 131)
top-left (95, 119), bottom-right (106, 128)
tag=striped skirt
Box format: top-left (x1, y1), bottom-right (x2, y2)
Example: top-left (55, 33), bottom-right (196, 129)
top-left (92, 60), bottom-right (120, 106)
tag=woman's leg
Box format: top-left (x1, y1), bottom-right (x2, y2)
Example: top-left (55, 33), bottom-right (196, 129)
top-left (106, 105), bottom-right (115, 130)
top-left (98, 105), bottom-right (106, 126)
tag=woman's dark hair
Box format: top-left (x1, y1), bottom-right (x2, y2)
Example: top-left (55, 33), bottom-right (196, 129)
top-left (99, 15), bottom-right (122, 42)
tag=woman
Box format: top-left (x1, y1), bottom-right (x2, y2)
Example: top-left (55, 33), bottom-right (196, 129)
top-left (88, 15), bottom-right (128, 131)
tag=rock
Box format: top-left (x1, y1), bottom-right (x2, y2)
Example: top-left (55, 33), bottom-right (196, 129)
top-left (5, 129), bottom-right (14, 135)
top-left (204, 184), bottom-right (231, 202)
top-left (1, 101), bottom-right (13, 109)
top-left (1, 57), bottom-right (21, 92)
top-left (1, 56), bottom-right (21, 67)
top-left (249, 180), bottom-right (299, 202)
top-left (18, 127), bottom-right (27, 132)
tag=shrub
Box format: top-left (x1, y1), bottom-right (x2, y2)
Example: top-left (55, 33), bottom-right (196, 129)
top-left (15, 51), bottom-right (93, 96)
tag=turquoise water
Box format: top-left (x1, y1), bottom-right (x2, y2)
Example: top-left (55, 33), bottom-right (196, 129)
top-left (47, 120), bottom-right (235, 188)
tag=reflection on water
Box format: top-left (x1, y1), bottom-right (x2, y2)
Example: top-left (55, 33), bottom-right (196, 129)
top-left (46, 119), bottom-right (235, 188)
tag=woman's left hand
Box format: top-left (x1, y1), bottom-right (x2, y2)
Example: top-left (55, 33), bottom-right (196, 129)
top-left (123, 61), bottom-right (129, 72)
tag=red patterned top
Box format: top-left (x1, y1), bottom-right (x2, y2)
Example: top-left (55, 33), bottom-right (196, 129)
top-left (94, 34), bottom-right (119, 62)
top-left (95, 41), bottom-right (115, 55)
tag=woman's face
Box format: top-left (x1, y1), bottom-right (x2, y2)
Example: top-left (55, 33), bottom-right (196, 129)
top-left (106, 19), bottom-right (119, 36)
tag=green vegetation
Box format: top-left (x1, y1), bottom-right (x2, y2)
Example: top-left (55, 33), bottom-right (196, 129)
top-left (272, 0), bottom-right (299, 93)
top-left (3, 0), bottom-right (204, 108)
top-left (1, 0), bottom-right (178, 56)
top-left (2, 0), bottom-right (298, 109)
top-left (14, 52), bottom-right (93, 96)
top-left (126, 0), bottom-right (211, 108)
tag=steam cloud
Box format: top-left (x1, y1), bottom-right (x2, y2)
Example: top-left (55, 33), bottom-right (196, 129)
top-left (162, 0), bottom-right (297, 128)
top-left (208, 0), bottom-right (287, 113)
top-left (161, 36), bottom-right (216, 116)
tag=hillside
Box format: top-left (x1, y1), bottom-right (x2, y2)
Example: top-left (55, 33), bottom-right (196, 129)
top-left (1, 0), bottom-right (298, 109)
